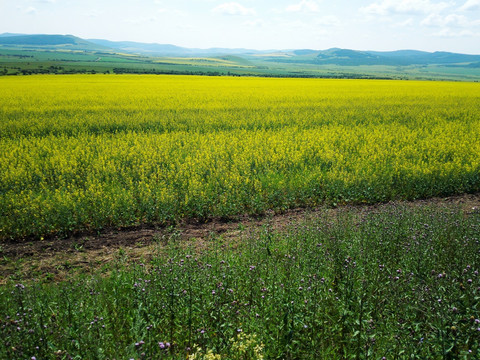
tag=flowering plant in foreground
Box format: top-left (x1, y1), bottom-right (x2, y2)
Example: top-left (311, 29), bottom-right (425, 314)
top-left (1, 205), bottom-right (479, 358)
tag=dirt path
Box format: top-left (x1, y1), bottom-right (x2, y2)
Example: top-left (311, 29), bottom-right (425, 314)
top-left (1, 193), bottom-right (479, 283)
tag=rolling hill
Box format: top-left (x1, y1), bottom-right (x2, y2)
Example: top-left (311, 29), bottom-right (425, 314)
top-left (0, 34), bottom-right (111, 51)
top-left (257, 48), bottom-right (480, 66)
top-left (1, 33), bottom-right (479, 66)
top-left (1, 33), bottom-right (480, 80)
top-left (87, 38), bottom-right (268, 56)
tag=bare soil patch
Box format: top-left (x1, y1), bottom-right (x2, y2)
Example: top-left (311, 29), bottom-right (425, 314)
top-left (1, 193), bottom-right (479, 283)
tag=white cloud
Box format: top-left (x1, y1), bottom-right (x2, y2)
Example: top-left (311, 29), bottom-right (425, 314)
top-left (361, 0), bottom-right (450, 16)
top-left (460, 0), bottom-right (480, 11)
top-left (315, 15), bottom-right (340, 27)
top-left (212, 2), bottom-right (256, 16)
top-left (124, 16), bottom-right (158, 25)
top-left (155, 8), bottom-right (186, 17)
top-left (25, 6), bottom-right (37, 14)
top-left (286, 0), bottom-right (321, 13)
top-left (83, 9), bottom-right (102, 18)
top-left (395, 18), bottom-right (415, 27)
top-left (277, 20), bottom-right (308, 30)
top-left (243, 19), bottom-right (265, 27)
top-left (275, 18), bottom-right (335, 36)
top-left (433, 28), bottom-right (478, 37)
top-left (421, 13), bottom-right (469, 27)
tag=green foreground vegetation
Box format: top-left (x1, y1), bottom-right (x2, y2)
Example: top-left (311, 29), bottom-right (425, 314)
top-left (1, 205), bottom-right (479, 359)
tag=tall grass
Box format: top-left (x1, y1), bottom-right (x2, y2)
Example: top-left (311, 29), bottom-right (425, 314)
top-left (1, 205), bottom-right (479, 359)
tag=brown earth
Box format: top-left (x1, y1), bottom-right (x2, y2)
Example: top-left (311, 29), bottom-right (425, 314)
top-left (1, 193), bottom-right (479, 283)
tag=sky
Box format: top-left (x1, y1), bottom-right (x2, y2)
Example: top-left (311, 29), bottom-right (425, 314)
top-left (1, 0), bottom-right (480, 54)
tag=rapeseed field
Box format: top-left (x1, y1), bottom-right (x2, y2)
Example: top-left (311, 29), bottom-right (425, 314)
top-left (1, 75), bottom-right (479, 239)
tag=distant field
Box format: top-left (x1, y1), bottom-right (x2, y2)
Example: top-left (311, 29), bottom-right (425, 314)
top-left (1, 75), bottom-right (480, 240)
top-left (2, 48), bottom-right (480, 80)
top-left (153, 56), bottom-right (255, 68)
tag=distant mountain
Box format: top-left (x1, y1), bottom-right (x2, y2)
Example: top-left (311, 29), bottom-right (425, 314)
top-left (257, 47), bottom-right (480, 66)
top-left (0, 34), bottom-right (76, 45)
top-left (1, 33), bottom-right (479, 67)
top-left (200, 48), bottom-right (268, 56)
top-left (88, 39), bottom-right (192, 56)
top-left (0, 34), bottom-right (112, 51)
top-left (292, 49), bottom-right (319, 56)
top-left (0, 33), bottom-right (267, 56)
top-left (366, 50), bottom-right (480, 65)
top-left (88, 38), bottom-right (268, 56)
top-left (314, 48), bottom-right (386, 65)
top-left (0, 33), bottom-right (27, 37)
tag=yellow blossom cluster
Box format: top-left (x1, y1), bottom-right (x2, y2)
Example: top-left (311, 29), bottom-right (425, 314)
top-left (187, 332), bottom-right (264, 359)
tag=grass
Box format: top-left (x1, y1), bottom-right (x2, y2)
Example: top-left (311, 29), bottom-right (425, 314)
top-left (1, 204), bottom-right (479, 359)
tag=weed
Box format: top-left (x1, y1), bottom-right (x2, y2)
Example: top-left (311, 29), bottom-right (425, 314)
top-left (1, 206), bottom-right (479, 359)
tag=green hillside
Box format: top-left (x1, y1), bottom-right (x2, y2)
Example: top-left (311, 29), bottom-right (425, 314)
top-left (0, 34), bottom-right (112, 51)
top-left (1, 33), bottom-right (480, 80)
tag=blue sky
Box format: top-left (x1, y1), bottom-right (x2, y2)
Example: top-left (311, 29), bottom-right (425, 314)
top-left (1, 0), bottom-right (480, 53)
